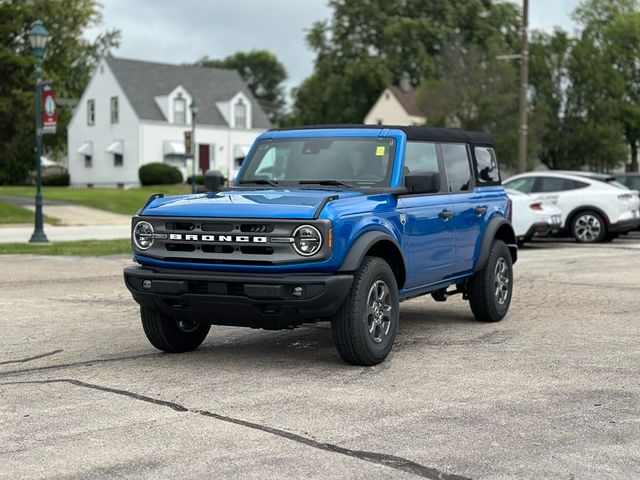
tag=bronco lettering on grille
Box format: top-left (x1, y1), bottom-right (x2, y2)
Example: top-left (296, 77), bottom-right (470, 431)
top-left (168, 233), bottom-right (268, 243)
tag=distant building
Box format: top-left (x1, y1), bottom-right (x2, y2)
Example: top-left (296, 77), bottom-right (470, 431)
top-left (364, 75), bottom-right (426, 126)
top-left (67, 57), bottom-right (271, 187)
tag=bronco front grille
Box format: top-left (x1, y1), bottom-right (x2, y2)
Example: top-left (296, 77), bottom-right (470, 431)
top-left (132, 216), bottom-right (331, 266)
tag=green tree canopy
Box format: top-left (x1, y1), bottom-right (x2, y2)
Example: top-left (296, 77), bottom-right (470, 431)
top-left (195, 50), bottom-right (287, 124)
top-left (0, 0), bottom-right (119, 184)
top-left (290, 0), bottom-right (521, 125)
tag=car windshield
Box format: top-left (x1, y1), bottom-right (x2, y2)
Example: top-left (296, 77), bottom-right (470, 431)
top-left (238, 137), bottom-right (395, 188)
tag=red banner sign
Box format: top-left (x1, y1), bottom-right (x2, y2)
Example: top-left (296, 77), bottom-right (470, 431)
top-left (41, 81), bottom-right (58, 135)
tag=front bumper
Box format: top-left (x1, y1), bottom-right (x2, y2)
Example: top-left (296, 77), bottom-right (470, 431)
top-left (124, 266), bottom-right (353, 330)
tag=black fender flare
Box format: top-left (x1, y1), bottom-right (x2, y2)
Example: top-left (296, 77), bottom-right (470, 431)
top-left (474, 217), bottom-right (518, 272)
top-left (338, 230), bottom-right (407, 277)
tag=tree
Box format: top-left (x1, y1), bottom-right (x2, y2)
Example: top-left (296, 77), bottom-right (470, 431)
top-left (0, 0), bottom-right (119, 184)
top-left (291, 0), bottom-right (521, 125)
top-left (195, 50), bottom-right (287, 124)
top-left (416, 38), bottom-right (528, 169)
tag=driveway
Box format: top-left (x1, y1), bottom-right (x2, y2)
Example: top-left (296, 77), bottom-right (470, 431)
top-left (1, 237), bottom-right (639, 479)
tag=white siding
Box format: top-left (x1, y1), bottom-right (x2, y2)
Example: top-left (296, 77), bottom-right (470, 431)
top-left (67, 59), bottom-right (140, 187)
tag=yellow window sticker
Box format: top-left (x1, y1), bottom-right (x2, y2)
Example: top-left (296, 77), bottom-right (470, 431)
top-left (375, 146), bottom-right (386, 156)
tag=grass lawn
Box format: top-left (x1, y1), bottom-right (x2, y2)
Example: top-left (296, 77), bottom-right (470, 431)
top-left (0, 200), bottom-right (59, 225)
top-left (0, 185), bottom-right (191, 216)
top-left (0, 238), bottom-right (131, 256)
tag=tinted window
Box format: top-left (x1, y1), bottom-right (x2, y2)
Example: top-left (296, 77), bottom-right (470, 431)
top-left (627, 177), bottom-right (640, 190)
top-left (504, 177), bottom-right (535, 193)
top-left (404, 142), bottom-right (438, 174)
top-left (442, 144), bottom-right (472, 192)
top-left (533, 177), bottom-right (587, 193)
top-left (474, 147), bottom-right (500, 184)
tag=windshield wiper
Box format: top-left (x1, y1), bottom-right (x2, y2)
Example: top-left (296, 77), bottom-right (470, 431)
top-left (298, 180), bottom-right (354, 188)
top-left (238, 179), bottom-right (279, 187)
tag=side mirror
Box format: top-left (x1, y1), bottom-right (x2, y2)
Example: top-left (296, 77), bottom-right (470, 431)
top-left (404, 171), bottom-right (440, 194)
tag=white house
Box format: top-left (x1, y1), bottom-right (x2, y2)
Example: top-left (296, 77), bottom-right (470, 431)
top-left (67, 57), bottom-right (271, 187)
top-left (364, 76), bottom-right (426, 126)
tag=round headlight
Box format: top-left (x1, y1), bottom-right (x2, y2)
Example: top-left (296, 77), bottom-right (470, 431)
top-left (133, 221), bottom-right (154, 250)
top-left (293, 225), bottom-right (322, 256)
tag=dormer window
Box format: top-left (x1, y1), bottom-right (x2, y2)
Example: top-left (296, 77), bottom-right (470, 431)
top-left (234, 99), bottom-right (247, 129)
top-left (174, 95), bottom-right (186, 125)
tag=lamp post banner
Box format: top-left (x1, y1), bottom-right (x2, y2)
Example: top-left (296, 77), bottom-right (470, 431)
top-left (41, 81), bottom-right (57, 135)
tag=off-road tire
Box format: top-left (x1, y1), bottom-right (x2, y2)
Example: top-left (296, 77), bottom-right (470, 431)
top-left (331, 256), bottom-right (399, 366)
top-left (141, 306), bottom-right (210, 353)
top-left (468, 240), bottom-right (513, 322)
top-left (571, 210), bottom-right (607, 243)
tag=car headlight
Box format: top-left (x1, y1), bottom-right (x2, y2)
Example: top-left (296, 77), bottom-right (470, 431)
top-left (292, 225), bottom-right (322, 256)
top-left (133, 221), bottom-right (154, 250)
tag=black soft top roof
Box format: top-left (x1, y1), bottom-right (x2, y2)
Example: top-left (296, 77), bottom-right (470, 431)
top-left (271, 124), bottom-right (494, 147)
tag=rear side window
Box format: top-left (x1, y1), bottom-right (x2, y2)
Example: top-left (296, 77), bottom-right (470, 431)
top-left (404, 142), bottom-right (438, 174)
top-left (442, 144), bottom-right (472, 192)
top-left (533, 177), bottom-right (588, 192)
top-left (474, 147), bottom-right (500, 184)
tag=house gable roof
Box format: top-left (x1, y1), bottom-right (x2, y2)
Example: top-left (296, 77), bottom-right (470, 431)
top-left (105, 57), bottom-right (271, 128)
top-left (387, 85), bottom-right (423, 117)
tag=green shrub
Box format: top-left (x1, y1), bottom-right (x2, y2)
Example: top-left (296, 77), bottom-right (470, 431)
top-left (139, 163), bottom-right (183, 185)
top-left (186, 175), bottom-right (205, 185)
top-left (42, 173), bottom-right (70, 186)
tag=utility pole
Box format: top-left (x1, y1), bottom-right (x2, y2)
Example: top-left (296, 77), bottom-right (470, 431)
top-left (517, 0), bottom-right (529, 174)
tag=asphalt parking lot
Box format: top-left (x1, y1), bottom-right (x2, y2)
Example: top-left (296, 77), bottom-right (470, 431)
top-left (1, 234), bottom-right (639, 479)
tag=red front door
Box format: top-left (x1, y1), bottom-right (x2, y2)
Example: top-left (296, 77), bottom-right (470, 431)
top-left (198, 144), bottom-right (209, 173)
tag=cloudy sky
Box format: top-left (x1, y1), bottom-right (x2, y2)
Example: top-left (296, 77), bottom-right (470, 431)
top-left (87, 0), bottom-right (581, 93)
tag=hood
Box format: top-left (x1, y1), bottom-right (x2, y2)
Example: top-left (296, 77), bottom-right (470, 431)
top-left (141, 188), bottom-right (364, 219)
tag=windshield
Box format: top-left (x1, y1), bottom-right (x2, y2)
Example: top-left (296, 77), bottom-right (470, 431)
top-left (238, 137), bottom-right (396, 188)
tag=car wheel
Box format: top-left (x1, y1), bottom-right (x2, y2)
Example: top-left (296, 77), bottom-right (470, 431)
top-left (468, 240), bottom-right (513, 322)
top-left (571, 211), bottom-right (606, 243)
top-left (140, 306), bottom-right (210, 353)
top-left (331, 256), bottom-right (399, 366)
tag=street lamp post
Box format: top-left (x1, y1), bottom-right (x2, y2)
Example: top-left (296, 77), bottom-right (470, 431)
top-left (190, 100), bottom-right (198, 194)
top-left (28, 20), bottom-right (50, 243)
top-left (517, 0), bottom-right (529, 174)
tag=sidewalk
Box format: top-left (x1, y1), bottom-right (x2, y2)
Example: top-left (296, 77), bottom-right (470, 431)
top-left (0, 197), bottom-right (131, 243)
top-left (0, 224), bottom-right (130, 243)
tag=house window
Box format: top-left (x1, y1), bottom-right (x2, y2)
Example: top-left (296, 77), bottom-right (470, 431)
top-left (114, 153), bottom-right (123, 167)
top-left (174, 96), bottom-right (186, 124)
top-left (87, 99), bottom-right (95, 125)
top-left (234, 99), bottom-right (247, 129)
top-left (84, 155), bottom-right (92, 167)
top-left (110, 96), bottom-right (119, 124)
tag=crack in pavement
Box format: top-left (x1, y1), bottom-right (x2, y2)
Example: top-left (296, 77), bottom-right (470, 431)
top-left (0, 349), bottom-right (63, 366)
top-left (1, 378), bottom-right (471, 480)
top-left (0, 352), bottom-right (161, 378)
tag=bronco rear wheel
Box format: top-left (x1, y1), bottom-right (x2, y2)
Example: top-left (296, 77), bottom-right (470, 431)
top-left (468, 240), bottom-right (513, 322)
top-left (140, 306), bottom-right (210, 353)
top-left (331, 256), bottom-right (399, 366)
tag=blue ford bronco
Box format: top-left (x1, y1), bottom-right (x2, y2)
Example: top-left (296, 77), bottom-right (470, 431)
top-left (124, 125), bottom-right (517, 365)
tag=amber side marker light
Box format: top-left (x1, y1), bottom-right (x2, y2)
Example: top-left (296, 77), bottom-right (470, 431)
top-left (328, 228), bottom-right (333, 249)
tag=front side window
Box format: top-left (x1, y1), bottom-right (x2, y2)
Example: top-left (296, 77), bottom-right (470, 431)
top-left (239, 137), bottom-right (395, 187)
top-left (87, 99), bottom-right (95, 125)
top-left (404, 141), bottom-right (438, 174)
top-left (110, 96), bottom-right (119, 124)
top-left (504, 176), bottom-right (535, 194)
top-left (442, 143), bottom-right (472, 192)
top-left (474, 147), bottom-right (500, 184)
top-left (234, 99), bottom-right (247, 129)
top-left (174, 97), bottom-right (186, 125)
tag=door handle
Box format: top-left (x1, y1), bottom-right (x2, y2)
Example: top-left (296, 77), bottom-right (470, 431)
top-left (439, 209), bottom-right (454, 220)
top-left (474, 206), bottom-right (487, 216)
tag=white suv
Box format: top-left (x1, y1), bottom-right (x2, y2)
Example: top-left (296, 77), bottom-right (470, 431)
top-left (504, 171), bottom-right (640, 243)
